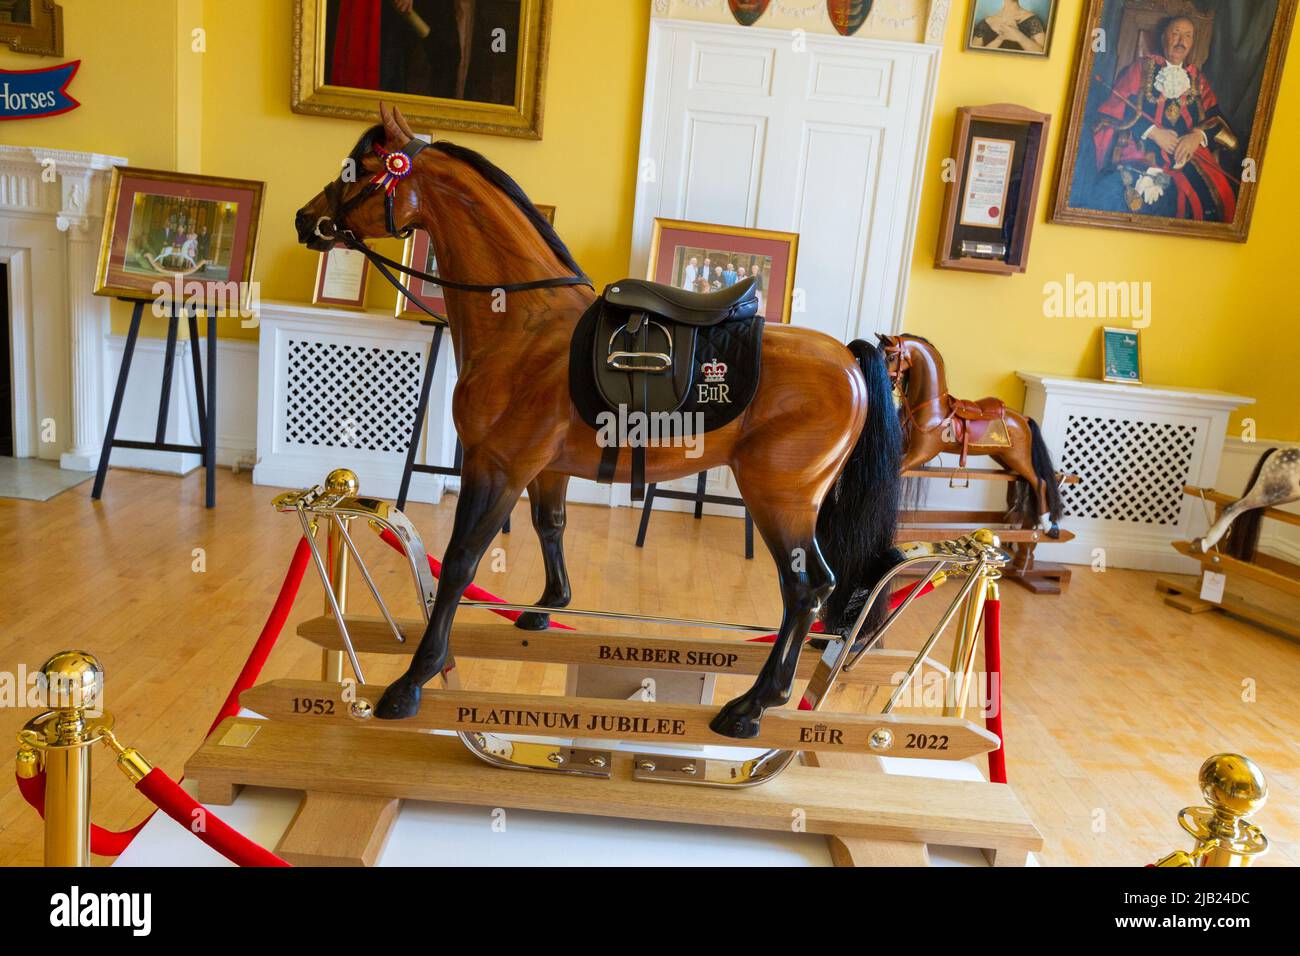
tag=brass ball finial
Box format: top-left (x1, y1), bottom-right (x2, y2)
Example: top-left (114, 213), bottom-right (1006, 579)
top-left (1199, 753), bottom-right (1267, 818)
top-left (972, 529), bottom-right (1000, 548)
top-left (324, 468), bottom-right (359, 496)
top-left (39, 650), bottom-right (104, 711)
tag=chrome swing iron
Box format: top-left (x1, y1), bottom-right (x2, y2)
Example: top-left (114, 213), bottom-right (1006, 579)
top-left (274, 476), bottom-right (1011, 789)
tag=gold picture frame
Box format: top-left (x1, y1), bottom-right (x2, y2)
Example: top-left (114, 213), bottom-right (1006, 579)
top-left (292, 0), bottom-right (552, 140)
top-left (313, 245), bottom-right (372, 311)
top-left (0, 0), bottom-right (62, 57)
top-left (647, 218), bottom-right (799, 325)
top-left (94, 166), bottom-right (266, 314)
top-left (1101, 326), bottom-right (1142, 385)
top-left (1051, 0), bottom-right (1298, 243)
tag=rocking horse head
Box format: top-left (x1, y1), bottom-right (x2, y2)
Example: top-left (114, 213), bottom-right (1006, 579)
top-left (294, 103), bottom-right (586, 304)
top-left (295, 104), bottom-right (430, 252)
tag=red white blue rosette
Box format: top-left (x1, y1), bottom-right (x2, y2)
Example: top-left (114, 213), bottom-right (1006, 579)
top-left (371, 145), bottom-right (413, 194)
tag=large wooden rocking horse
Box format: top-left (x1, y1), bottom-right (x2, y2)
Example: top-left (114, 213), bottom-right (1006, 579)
top-left (880, 334), bottom-right (1062, 537)
top-left (294, 105), bottom-right (903, 739)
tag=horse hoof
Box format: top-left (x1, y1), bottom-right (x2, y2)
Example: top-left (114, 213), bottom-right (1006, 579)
top-left (709, 694), bottom-right (768, 740)
top-left (1047, 524), bottom-right (1061, 540)
top-left (514, 611), bottom-right (551, 631)
top-left (375, 677), bottom-right (423, 720)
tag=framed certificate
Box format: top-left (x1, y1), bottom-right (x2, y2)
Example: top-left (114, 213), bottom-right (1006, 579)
top-left (960, 136), bottom-right (1016, 229)
top-left (936, 104), bottom-right (1051, 276)
top-left (313, 245), bottom-right (370, 310)
top-left (1101, 327), bottom-right (1142, 385)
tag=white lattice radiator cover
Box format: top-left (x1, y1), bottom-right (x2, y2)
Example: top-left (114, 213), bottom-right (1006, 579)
top-left (253, 302), bottom-right (450, 502)
top-left (1019, 374), bottom-right (1252, 573)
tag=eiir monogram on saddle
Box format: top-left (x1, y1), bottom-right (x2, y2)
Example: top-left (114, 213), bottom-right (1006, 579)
top-left (569, 276), bottom-right (764, 500)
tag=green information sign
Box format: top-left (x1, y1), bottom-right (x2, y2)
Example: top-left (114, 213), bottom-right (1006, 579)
top-left (1102, 327), bottom-right (1141, 384)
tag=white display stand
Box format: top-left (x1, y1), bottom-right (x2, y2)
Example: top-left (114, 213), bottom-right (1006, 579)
top-left (1018, 374), bottom-right (1253, 573)
top-left (252, 301), bottom-right (455, 503)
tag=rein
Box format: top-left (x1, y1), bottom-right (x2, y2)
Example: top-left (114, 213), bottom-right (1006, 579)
top-left (314, 138), bottom-right (592, 322)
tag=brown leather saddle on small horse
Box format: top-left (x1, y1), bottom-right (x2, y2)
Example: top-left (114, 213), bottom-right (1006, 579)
top-left (569, 277), bottom-right (764, 500)
top-left (942, 397), bottom-right (1012, 467)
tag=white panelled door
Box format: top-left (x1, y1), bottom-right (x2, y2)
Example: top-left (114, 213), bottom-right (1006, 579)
top-left (631, 18), bottom-right (940, 342)
top-left (624, 18), bottom-right (940, 514)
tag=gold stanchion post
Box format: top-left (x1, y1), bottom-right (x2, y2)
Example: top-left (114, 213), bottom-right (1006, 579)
top-left (322, 468), bottom-right (357, 682)
top-left (1155, 754), bottom-right (1269, 867)
top-left (16, 651), bottom-right (112, 867)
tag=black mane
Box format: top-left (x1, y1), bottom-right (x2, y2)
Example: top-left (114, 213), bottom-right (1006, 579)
top-left (346, 126), bottom-right (586, 282)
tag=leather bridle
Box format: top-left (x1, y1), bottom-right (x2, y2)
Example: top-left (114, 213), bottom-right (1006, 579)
top-left (312, 139), bottom-right (592, 322)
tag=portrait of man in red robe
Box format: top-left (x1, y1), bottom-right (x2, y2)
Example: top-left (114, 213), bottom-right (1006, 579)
top-left (1089, 15), bottom-right (1238, 222)
top-left (1061, 0), bottom-right (1294, 236)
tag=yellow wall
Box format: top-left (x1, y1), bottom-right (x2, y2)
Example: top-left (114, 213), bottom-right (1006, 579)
top-left (910, 3), bottom-right (1300, 441)
top-left (4, 1), bottom-right (1297, 438)
top-left (199, 0), bottom-right (649, 329)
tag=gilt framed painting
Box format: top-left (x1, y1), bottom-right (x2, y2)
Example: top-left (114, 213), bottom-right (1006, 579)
top-left (1052, 0), bottom-right (1297, 242)
top-left (292, 0), bottom-right (552, 140)
top-left (94, 167), bottom-right (265, 312)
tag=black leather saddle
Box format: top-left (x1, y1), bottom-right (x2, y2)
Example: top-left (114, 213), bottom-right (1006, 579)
top-left (572, 276), bottom-right (763, 501)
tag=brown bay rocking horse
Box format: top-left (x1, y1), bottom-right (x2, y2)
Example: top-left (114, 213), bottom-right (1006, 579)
top-left (294, 105), bottom-right (903, 739)
top-left (880, 334), bottom-right (1062, 538)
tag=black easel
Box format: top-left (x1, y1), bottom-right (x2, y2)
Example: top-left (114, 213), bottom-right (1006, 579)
top-left (395, 322), bottom-right (509, 533)
top-left (636, 472), bottom-right (754, 560)
top-left (92, 299), bottom-right (218, 508)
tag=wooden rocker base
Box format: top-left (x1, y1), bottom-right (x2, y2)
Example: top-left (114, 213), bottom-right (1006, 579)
top-left (187, 717), bottom-right (1042, 867)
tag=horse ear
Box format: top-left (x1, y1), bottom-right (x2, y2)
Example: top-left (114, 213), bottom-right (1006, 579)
top-left (392, 106), bottom-right (419, 142)
top-left (876, 333), bottom-right (890, 345)
top-left (379, 102), bottom-right (409, 148)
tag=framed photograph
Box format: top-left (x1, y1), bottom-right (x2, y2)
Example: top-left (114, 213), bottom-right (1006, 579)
top-left (292, 0), bottom-right (552, 140)
top-left (1053, 0), bottom-right (1297, 242)
top-left (936, 104), bottom-right (1051, 275)
top-left (647, 219), bottom-right (799, 325)
top-left (966, 0), bottom-right (1059, 56)
top-left (313, 245), bottom-right (371, 310)
top-left (94, 167), bottom-right (265, 311)
top-left (1102, 327), bottom-right (1142, 384)
top-left (0, 0), bottom-right (63, 57)
top-left (396, 204), bottom-right (552, 320)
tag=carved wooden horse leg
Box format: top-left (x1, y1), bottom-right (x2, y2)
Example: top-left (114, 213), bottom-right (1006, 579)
top-left (375, 448), bottom-right (542, 718)
top-left (515, 471), bottom-right (573, 631)
top-left (991, 414), bottom-right (1060, 537)
top-left (711, 497), bottom-right (834, 738)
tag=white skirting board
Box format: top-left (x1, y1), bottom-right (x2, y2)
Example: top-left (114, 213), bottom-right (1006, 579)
top-left (101, 333), bottom-right (257, 475)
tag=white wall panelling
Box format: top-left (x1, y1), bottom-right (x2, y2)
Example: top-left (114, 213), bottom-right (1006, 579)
top-left (628, 17), bottom-right (941, 513)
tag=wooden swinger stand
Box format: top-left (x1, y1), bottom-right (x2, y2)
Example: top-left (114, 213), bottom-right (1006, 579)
top-left (1157, 485), bottom-right (1300, 643)
top-left (900, 465), bottom-right (1080, 595)
top-left (184, 473), bottom-right (1042, 867)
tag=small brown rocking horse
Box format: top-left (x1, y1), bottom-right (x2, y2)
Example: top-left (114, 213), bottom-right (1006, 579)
top-left (879, 334), bottom-right (1062, 538)
top-left (294, 105), bottom-right (903, 739)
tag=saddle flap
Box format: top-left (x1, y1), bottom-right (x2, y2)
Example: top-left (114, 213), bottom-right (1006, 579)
top-left (592, 302), bottom-right (695, 417)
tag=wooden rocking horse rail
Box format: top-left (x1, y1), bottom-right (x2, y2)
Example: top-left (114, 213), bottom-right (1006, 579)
top-left (904, 467), bottom-right (1080, 484)
top-left (296, 616), bottom-right (949, 687)
top-left (239, 679), bottom-right (1001, 760)
top-left (186, 717), bottom-right (1043, 859)
top-left (1171, 540), bottom-right (1300, 601)
top-left (896, 528), bottom-right (1075, 545)
top-left (1184, 485), bottom-right (1300, 530)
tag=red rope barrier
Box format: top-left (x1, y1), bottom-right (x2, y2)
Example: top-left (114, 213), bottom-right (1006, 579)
top-left (983, 597), bottom-right (1007, 785)
top-left (135, 768), bottom-right (289, 866)
top-left (15, 536), bottom-right (311, 863)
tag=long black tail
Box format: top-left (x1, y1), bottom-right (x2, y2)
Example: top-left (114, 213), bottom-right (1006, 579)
top-left (1223, 448), bottom-right (1277, 561)
top-left (817, 340), bottom-right (903, 636)
top-left (1029, 418), bottom-right (1062, 523)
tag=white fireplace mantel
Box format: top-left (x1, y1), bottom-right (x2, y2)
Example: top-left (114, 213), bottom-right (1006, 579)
top-left (0, 145), bottom-right (127, 468)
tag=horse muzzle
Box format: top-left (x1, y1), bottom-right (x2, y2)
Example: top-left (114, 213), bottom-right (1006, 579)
top-left (295, 209), bottom-right (338, 251)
